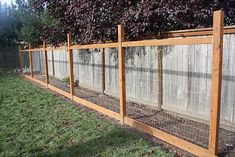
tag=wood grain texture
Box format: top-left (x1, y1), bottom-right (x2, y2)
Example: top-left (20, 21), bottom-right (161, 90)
top-left (118, 25), bottom-right (126, 123)
top-left (209, 10), bottom-right (224, 155)
top-left (67, 33), bottom-right (75, 98)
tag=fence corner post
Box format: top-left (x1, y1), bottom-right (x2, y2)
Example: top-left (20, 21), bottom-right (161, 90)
top-left (118, 24), bottom-right (126, 124)
top-left (43, 41), bottom-right (49, 87)
top-left (67, 32), bottom-right (74, 100)
top-left (209, 10), bottom-right (224, 156)
top-left (29, 43), bottom-right (33, 78)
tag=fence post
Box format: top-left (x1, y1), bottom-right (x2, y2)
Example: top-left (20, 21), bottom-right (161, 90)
top-left (67, 32), bottom-right (74, 99)
top-left (43, 41), bottom-right (49, 86)
top-left (101, 48), bottom-right (105, 95)
top-left (118, 25), bottom-right (126, 124)
top-left (157, 46), bottom-right (163, 110)
top-left (209, 10), bottom-right (224, 155)
top-left (29, 43), bottom-right (33, 77)
top-left (18, 45), bottom-right (23, 74)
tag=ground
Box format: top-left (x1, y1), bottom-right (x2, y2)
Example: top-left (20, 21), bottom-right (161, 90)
top-left (0, 73), bottom-right (173, 157)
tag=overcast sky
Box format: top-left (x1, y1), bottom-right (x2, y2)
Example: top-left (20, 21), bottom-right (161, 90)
top-left (1, 0), bottom-right (15, 5)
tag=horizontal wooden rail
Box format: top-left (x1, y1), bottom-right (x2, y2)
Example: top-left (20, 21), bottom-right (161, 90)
top-left (71, 42), bottom-right (118, 49)
top-left (47, 46), bottom-right (67, 51)
top-left (20, 36), bottom-right (212, 53)
top-left (161, 25), bottom-right (235, 38)
top-left (122, 36), bottom-right (212, 47)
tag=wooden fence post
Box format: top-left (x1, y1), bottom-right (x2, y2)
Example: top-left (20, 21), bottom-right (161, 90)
top-left (67, 32), bottom-right (74, 99)
top-left (209, 10), bottom-right (224, 155)
top-left (101, 48), bottom-right (105, 95)
top-left (157, 46), bottom-right (163, 110)
top-left (18, 45), bottom-right (23, 74)
top-left (118, 25), bottom-right (126, 123)
top-left (43, 41), bottom-right (49, 86)
top-left (29, 43), bottom-right (33, 77)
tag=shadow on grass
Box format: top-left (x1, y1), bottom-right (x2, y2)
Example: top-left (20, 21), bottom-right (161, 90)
top-left (42, 129), bottom-right (145, 157)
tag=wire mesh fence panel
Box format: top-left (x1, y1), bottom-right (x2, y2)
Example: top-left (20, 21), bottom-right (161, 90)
top-left (218, 34), bottom-right (235, 156)
top-left (47, 49), bottom-right (70, 93)
top-left (21, 52), bottom-right (30, 75)
top-left (125, 44), bottom-right (212, 149)
top-left (32, 51), bottom-right (46, 82)
top-left (73, 48), bottom-right (120, 113)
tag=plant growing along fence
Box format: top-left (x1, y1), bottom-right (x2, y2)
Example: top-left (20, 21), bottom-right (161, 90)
top-left (19, 10), bottom-right (226, 157)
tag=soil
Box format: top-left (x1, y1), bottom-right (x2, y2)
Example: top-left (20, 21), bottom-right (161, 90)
top-left (31, 74), bottom-right (235, 157)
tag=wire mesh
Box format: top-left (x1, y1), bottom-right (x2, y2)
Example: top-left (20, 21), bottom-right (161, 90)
top-left (125, 44), bottom-right (211, 149)
top-left (46, 49), bottom-right (70, 93)
top-left (20, 52), bottom-right (30, 75)
top-left (73, 48), bottom-right (120, 113)
top-left (32, 51), bottom-right (46, 82)
top-left (218, 34), bottom-right (235, 156)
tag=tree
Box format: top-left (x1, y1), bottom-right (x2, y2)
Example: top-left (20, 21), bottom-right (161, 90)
top-left (34, 0), bottom-right (235, 45)
top-left (14, 0), bottom-right (56, 46)
top-left (0, 2), bottom-right (19, 47)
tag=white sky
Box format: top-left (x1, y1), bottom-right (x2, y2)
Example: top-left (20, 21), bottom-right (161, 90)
top-left (1, 0), bottom-right (15, 5)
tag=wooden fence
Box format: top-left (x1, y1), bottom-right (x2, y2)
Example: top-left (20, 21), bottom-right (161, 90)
top-left (19, 10), bottom-right (226, 157)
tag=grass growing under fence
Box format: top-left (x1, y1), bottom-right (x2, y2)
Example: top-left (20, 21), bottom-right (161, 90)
top-left (0, 73), bottom-right (173, 157)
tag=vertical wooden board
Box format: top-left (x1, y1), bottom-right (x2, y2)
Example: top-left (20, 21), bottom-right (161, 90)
top-left (209, 10), bottom-right (224, 155)
top-left (181, 45), bottom-right (189, 110)
top-left (93, 49), bottom-right (102, 90)
top-left (196, 44), bottom-right (210, 116)
top-left (150, 46), bottom-right (157, 104)
top-left (73, 50), bottom-right (79, 82)
top-left (125, 47), bottom-right (132, 100)
top-left (162, 45), bottom-right (172, 108)
top-left (230, 34), bottom-right (235, 123)
top-left (205, 44), bottom-right (213, 115)
top-left (101, 48), bottom-right (105, 94)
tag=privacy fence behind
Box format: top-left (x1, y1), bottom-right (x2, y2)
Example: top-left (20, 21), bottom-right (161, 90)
top-left (19, 11), bottom-right (234, 157)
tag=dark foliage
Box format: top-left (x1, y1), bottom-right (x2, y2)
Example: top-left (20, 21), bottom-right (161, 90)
top-left (34, 0), bottom-right (235, 45)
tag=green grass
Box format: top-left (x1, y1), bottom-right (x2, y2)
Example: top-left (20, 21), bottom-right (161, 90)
top-left (0, 73), bottom-right (173, 157)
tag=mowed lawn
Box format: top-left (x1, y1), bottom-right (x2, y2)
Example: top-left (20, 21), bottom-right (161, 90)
top-left (0, 73), bottom-right (173, 157)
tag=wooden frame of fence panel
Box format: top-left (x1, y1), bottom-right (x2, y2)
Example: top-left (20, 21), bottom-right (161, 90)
top-left (67, 32), bottom-right (74, 99)
top-left (209, 10), bottom-right (224, 155)
top-left (122, 36), bottom-right (212, 47)
top-left (118, 24), bottom-right (126, 123)
top-left (20, 10), bottom-right (227, 157)
top-left (29, 44), bottom-right (33, 78)
top-left (71, 43), bottom-right (118, 49)
top-left (43, 41), bottom-right (49, 86)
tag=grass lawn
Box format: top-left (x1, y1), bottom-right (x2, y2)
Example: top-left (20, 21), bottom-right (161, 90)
top-left (0, 73), bottom-right (173, 157)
